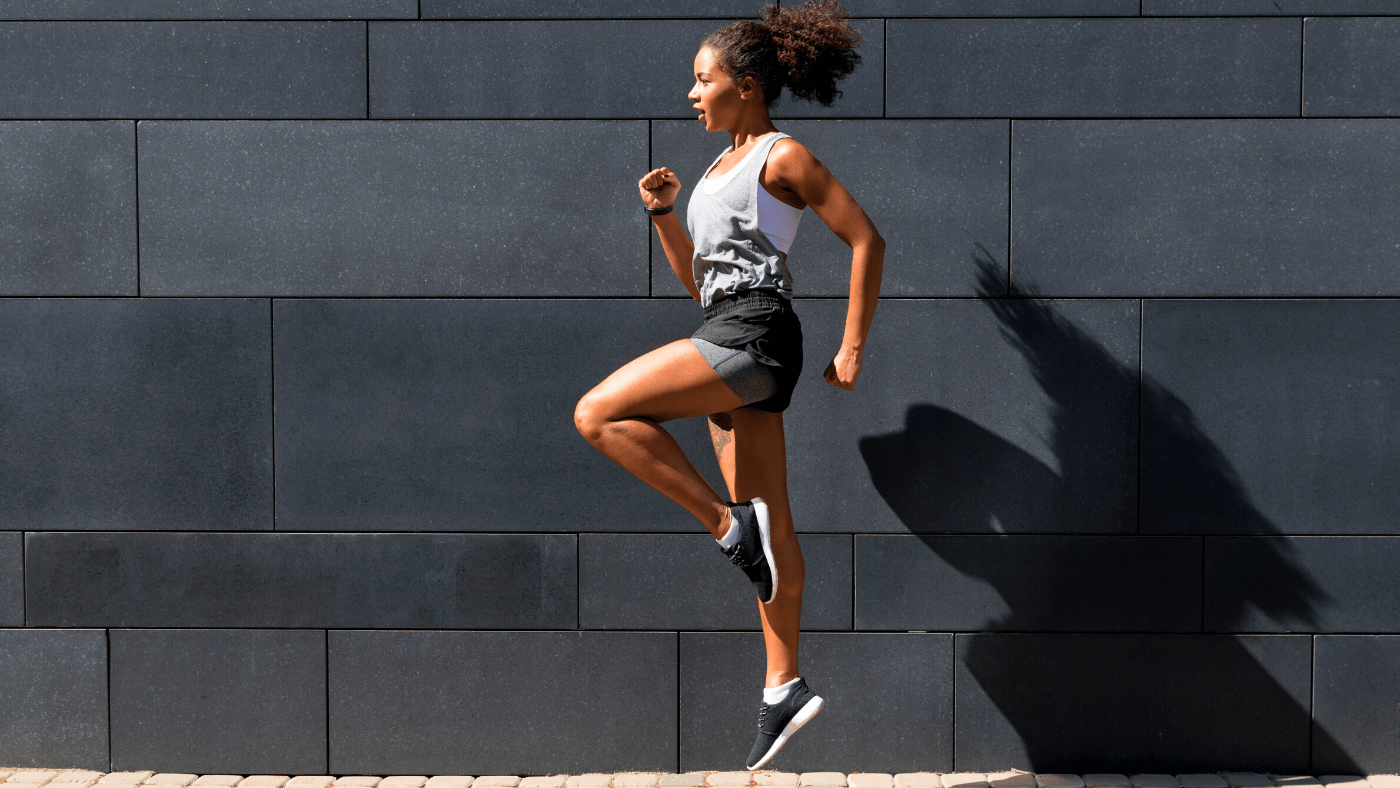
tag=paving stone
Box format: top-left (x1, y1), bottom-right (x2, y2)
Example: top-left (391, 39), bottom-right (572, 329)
top-left (334, 781), bottom-right (381, 788)
top-left (424, 780), bottom-right (472, 788)
top-left (1363, 780), bottom-right (1400, 788)
top-left (564, 779), bottom-right (611, 788)
top-left (145, 779), bottom-right (197, 787)
top-left (287, 781), bottom-right (334, 788)
top-left (380, 780), bottom-right (429, 788)
top-left (191, 779), bottom-right (242, 787)
top-left (10, 773), bottom-right (62, 784)
top-left (1177, 779), bottom-right (1227, 788)
top-left (707, 777), bottom-right (752, 788)
top-left (54, 774), bottom-right (105, 784)
top-left (1083, 779), bottom-right (1131, 788)
top-left (896, 777), bottom-right (941, 788)
top-left (616, 778), bottom-right (662, 788)
top-left (1037, 779), bottom-right (1082, 788)
top-left (1131, 779), bottom-right (1179, 788)
top-left (520, 780), bottom-right (566, 788)
top-left (852, 778), bottom-right (895, 788)
top-left (944, 775), bottom-right (987, 788)
top-left (239, 780), bottom-right (288, 788)
top-left (1268, 780), bottom-right (1320, 788)
top-left (990, 777), bottom-right (1038, 788)
top-left (1317, 781), bottom-right (1368, 788)
top-left (802, 778), bottom-right (847, 788)
top-left (660, 777), bottom-right (706, 788)
top-left (754, 777), bottom-right (798, 788)
top-left (1223, 778), bottom-right (1273, 788)
top-left (0, 774), bottom-right (15, 782)
top-left (101, 776), bottom-right (153, 785)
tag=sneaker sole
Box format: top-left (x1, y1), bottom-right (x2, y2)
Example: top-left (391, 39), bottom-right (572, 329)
top-left (746, 693), bottom-right (824, 771)
top-left (752, 497), bottom-right (776, 604)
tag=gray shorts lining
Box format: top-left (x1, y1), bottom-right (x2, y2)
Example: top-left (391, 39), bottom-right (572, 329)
top-left (691, 337), bottom-right (778, 406)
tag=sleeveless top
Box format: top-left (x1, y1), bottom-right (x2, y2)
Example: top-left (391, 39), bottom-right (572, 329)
top-left (687, 131), bottom-right (804, 309)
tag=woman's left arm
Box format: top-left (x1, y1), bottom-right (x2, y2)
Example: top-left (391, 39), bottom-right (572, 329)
top-left (768, 141), bottom-right (885, 390)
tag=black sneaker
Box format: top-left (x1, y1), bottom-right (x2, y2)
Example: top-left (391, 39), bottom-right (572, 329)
top-left (745, 677), bottom-right (825, 770)
top-left (719, 498), bottom-right (776, 604)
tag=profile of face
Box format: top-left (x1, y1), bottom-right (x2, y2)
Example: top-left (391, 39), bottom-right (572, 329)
top-left (689, 45), bottom-right (762, 132)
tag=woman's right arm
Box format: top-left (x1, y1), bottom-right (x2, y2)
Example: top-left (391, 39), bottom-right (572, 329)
top-left (639, 167), bottom-right (701, 302)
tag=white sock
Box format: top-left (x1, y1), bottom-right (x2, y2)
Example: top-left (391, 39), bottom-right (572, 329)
top-left (764, 676), bottom-right (801, 704)
top-left (716, 509), bottom-right (741, 548)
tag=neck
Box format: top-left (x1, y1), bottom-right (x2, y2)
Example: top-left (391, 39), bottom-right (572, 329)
top-left (726, 111), bottom-right (778, 150)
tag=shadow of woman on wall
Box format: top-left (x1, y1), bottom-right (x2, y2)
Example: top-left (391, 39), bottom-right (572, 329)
top-left (857, 247), bottom-right (1354, 773)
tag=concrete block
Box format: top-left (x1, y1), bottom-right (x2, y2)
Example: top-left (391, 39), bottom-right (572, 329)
top-left (1222, 778), bottom-right (1272, 788)
top-left (101, 776), bottom-right (153, 785)
top-left (0, 631), bottom-right (108, 770)
top-left (520, 780), bottom-right (565, 788)
top-left (1305, 19), bottom-right (1400, 117)
top-left (1130, 779), bottom-right (1179, 788)
top-left (802, 778), bottom-right (847, 788)
top-left (27, 532), bottom-right (577, 629)
top-left (379, 780), bottom-right (428, 788)
top-left (581, 533), bottom-right (851, 630)
top-left (287, 780), bottom-right (334, 788)
top-left (895, 777), bottom-right (940, 788)
top-left (1362, 780), bottom-right (1399, 788)
top-left (238, 780), bottom-right (288, 788)
top-left (565, 780), bottom-right (611, 788)
top-left (848, 778), bottom-right (893, 788)
top-left (1037, 779), bottom-right (1083, 788)
top-left (425, 780), bottom-right (472, 788)
top-left (0, 22), bottom-right (364, 118)
top-left (10, 775), bottom-right (62, 785)
top-left (1083, 779), bottom-right (1130, 788)
top-left (989, 777), bottom-right (1037, 788)
top-left (110, 631), bottom-right (325, 774)
top-left (1267, 781), bottom-right (1320, 788)
top-left (754, 777), bottom-right (798, 788)
top-left (334, 781), bottom-right (381, 787)
top-left (1177, 779), bottom-right (1227, 788)
top-left (1318, 781), bottom-right (1369, 788)
top-left (706, 777), bottom-right (751, 788)
top-left (615, 778), bottom-right (660, 788)
top-left (140, 121), bottom-right (647, 298)
top-left (144, 779), bottom-right (197, 787)
top-left (191, 780), bottom-right (242, 787)
top-left (0, 298), bottom-right (271, 531)
top-left (659, 777), bottom-right (705, 788)
top-left (888, 18), bottom-right (1297, 117)
top-left (943, 779), bottom-right (985, 788)
top-left (1015, 121), bottom-right (1400, 297)
top-left (1316, 637), bottom-right (1400, 771)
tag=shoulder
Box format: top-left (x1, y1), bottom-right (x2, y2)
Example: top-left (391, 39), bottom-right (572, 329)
top-left (766, 137), bottom-right (829, 186)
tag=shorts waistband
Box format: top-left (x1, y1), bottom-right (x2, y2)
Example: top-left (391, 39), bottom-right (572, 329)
top-left (703, 289), bottom-right (790, 320)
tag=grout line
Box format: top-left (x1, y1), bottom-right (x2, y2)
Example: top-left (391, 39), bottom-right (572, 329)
top-left (133, 121), bottom-right (140, 296)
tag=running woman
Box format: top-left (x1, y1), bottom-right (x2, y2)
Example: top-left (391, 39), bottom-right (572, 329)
top-left (574, 0), bottom-right (883, 770)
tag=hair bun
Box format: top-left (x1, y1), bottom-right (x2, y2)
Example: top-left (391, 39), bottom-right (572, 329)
top-left (702, 1), bottom-right (862, 108)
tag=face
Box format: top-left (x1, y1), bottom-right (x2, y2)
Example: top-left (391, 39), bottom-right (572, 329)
top-left (689, 46), bottom-right (756, 132)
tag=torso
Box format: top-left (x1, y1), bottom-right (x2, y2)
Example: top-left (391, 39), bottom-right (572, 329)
top-left (705, 132), bottom-right (807, 213)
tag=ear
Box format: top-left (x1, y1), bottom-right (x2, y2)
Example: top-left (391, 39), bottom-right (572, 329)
top-left (738, 76), bottom-right (761, 101)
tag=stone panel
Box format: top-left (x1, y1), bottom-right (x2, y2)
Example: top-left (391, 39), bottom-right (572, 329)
top-left (680, 632), bottom-right (953, 772)
top-left (650, 119), bottom-right (1008, 298)
top-left (887, 19), bottom-right (1298, 117)
top-left (139, 121), bottom-right (647, 296)
top-left (1313, 636), bottom-right (1400, 774)
top-left (370, 20), bottom-right (882, 119)
top-left (1146, 1), bottom-right (1400, 14)
top-left (954, 634), bottom-right (1311, 772)
top-left (109, 629), bottom-right (326, 774)
top-left (0, 629), bottom-right (108, 769)
top-left (1304, 18), bottom-right (1400, 117)
top-left (0, 1), bottom-right (415, 18)
top-left (25, 532), bottom-right (578, 629)
top-left (425, 0), bottom-right (1139, 15)
top-left (1013, 121), bottom-right (1400, 296)
top-left (855, 535), bottom-right (1201, 632)
top-left (579, 534), bottom-right (851, 630)
top-left (1204, 537), bottom-right (1400, 633)
top-left (329, 631), bottom-right (677, 774)
top-left (785, 298), bottom-right (1139, 534)
top-left (843, 0), bottom-right (1138, 13)
top-left (0, 298), bottom-right (272, 530)
top-left (0, 532), bottom-right (20, 626)
top-left (1142, 300), bottom-right (1400, 534)
top-left (0, 121), bottom-right (135, 295)
top-left (275, 298), bottom-right (729, 532)
top-left (0, 22), bottom-right (365, 118)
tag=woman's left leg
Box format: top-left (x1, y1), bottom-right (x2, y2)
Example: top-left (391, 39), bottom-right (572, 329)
top-left (708, 406), bottom-right (804, 687)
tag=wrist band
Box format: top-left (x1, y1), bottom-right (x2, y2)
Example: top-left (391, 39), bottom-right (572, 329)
top-left (644, 204), bottom-right (674, 216)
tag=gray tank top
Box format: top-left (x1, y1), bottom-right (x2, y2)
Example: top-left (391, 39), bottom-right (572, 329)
top-left (687, 131), bottom-right (797, 308)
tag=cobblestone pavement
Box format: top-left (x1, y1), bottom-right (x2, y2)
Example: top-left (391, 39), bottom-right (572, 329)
top-left (0, 771), bottom-right (1397, 788)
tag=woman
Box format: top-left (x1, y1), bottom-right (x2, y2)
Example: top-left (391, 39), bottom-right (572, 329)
top-left (573, 0), bottom-right (884, 770)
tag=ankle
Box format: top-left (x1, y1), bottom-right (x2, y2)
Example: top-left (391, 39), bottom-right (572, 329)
top-left (715, 504), bottom-right (739, 546)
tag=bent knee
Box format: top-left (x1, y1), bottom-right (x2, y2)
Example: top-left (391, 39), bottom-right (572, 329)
top-left (573, 390), bottom-right (613, 442)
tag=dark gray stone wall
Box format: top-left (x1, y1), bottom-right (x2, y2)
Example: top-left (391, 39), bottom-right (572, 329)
top-left (1, 0), bottom-right (1397, 777)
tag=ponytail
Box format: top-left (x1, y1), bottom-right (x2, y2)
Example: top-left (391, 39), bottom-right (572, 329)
top-left (701, 0), bottom-right (863, 108)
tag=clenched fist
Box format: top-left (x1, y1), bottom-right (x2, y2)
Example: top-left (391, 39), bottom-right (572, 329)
top-left (639, 167), bottom-right (682, 210)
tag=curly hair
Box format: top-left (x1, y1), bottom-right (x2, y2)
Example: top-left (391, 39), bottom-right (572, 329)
top-left (701, 0), bottom-right (863, 108)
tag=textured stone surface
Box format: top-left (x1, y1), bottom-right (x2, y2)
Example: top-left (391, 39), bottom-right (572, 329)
top-left (26, 532), bottom-right (578, 629)
top-left (989, 776), bottom-right (1037, 788)
top-left (1014, 121), bottom-right (1400, 297)
top-left (1304, 18), bottom-right (1400, 117)
top-left (99, 774), bottom-right (153, 785)
top-left (801, 777), bottom-right (847, 788)
top-left (1037, 779), bottom-right (1082, 788)
top-left (380, 780), bottom-right (427, 788)
top-left (329, 631), bottom-right (676, 774)
top-left (0, 22), bottom-right (364, 118)
top-left (274, 298), bottom-right (722, 532)
top-left (0, 1), bottom-right (415, 17)
top-left (848, 778), bottom-right (893, 788)
top-left (140, 121), bottom-right (646, 297)
top-left (613, 776), bottom-right (660, 788)
top-left (650, 119), bottom-right (1009, 299)
top-left (422, 1), bottom-right (756, 17)
top-left (1083, 779), bottom-right (1130, 788)
top-left (238, 780), bottom-right (289, 788)
top-left (0, 121), bottom-right (134, 295)
top-left (11, 774), bottom-right (64, 784)
top-left (855, 535), bottom-right (1200, 632)
top-left (580, 533), bottom-right (851, 630)
top-left (0, 532), bottom-right (20, 626)
top-left (681, 633), bottom-right (953, 772)
top-left (1146, 0), bottom-right (1400, 12)
top-left (519, 779), bottom-right (565, 788)
top-left (423, 780), bottom-right (471, 788)
top-left (1176, 779), bottom-right (1227, 788)
top-left (370, 20), bottom-right (882, 120)
top-left (1130, 780), bottom-right (1179, 788)
top-left (1314, 636), bottom-right (1400, 773)
top-left (894, 777), bottom-right (939, 788)
top-left (753, 778), bottom-right (796, 788)
top-left (0, 630), bottom-right (108, 769)
top-left (888, 18), bottom-right (1298, 117)
top-left (286, 781), bottom-right (333, 788)
top-left (144, 779), bottom-right (197, 787)
top-left (191, 780), bottom-right (241, 787)
top-left (1222, 778), bottom-right (1273, 788)
top-left (110, 630), bottom-right (325, 774)
top-left (564, 779), bottom-right (610, 788)
top-left (706, 777), bottom-right (751, 788)
top-left (955, 635), bottom-right (1311, 772)
top-left (0, 298), bottom-right (271, 530)
top-left (54, 776), bottom-right (104, 785)
top-left (660, 777), bottom-right (706, 788)
top-left (334, 780), bottom-right (380, 788)
top-left (943, 778), bottom-right (985, 788)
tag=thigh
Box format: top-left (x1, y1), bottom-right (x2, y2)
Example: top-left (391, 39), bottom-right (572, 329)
top-left (585, 339), bottom-right (744, 424)
top-left (708, 407), bottom-right (790, 505)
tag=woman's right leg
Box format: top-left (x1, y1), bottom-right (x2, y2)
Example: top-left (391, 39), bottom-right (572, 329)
top-left (574, 339), bottom-right (744, 537)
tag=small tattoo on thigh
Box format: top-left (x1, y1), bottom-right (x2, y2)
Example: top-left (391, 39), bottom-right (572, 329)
top-left (709, 413), bottom-right (733, 456)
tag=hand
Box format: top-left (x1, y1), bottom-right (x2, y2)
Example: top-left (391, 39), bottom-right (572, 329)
top-left (823, 345), bottom-right (863, 391)
top-left (639, 167), bottom-right (681, 210)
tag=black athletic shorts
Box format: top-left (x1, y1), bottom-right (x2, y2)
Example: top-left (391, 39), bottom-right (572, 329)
top-left (691, 289), bottom-right (803, 414)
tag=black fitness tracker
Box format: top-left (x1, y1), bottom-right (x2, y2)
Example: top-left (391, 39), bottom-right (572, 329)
top-left (644, 204), bottom-right (674, 216)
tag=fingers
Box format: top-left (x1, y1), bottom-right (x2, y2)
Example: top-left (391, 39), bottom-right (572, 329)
top-left (638, 167), bottom-right (679, 190)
